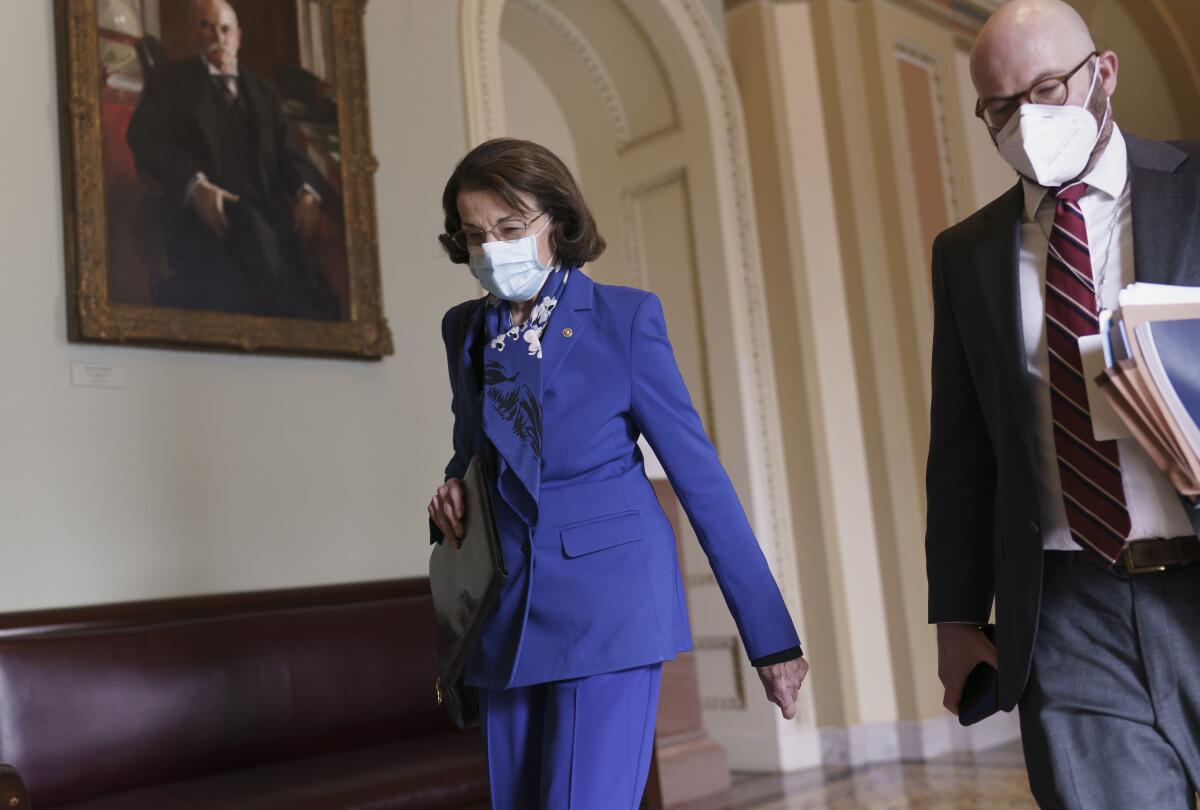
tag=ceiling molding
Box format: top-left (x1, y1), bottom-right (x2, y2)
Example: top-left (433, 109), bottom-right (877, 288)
top-left (724, 0), bottom-right (997, 36)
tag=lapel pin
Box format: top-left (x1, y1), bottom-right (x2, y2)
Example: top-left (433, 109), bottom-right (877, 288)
top-left (562, 327), bottom-right (574, 338)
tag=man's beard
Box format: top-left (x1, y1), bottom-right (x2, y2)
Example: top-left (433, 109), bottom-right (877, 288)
top-left (1078, 70), bottom-right (1113, 174)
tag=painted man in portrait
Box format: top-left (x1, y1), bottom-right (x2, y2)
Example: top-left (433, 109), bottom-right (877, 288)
top-left (126, 0), bottom-right (338, 320)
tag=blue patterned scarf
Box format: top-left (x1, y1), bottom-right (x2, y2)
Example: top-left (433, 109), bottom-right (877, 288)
top-left (482, 267), bottom-right (570, 525)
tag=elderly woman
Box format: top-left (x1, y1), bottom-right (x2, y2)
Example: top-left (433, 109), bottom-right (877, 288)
top-left (427, 138), bottom-right (808, 810)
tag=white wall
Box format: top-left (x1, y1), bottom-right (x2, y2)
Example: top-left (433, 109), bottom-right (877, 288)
top-left (0, 0), bottom-right (477, 612)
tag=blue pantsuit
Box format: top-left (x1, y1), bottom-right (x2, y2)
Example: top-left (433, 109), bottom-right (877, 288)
top-left (432, 269), bottom-right (802, 807)
top-left (481, 664), bottom-right (662, 810)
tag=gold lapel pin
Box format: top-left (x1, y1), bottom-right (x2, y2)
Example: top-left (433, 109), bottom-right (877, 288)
top-left (562, 327), bottom-right (574, 338)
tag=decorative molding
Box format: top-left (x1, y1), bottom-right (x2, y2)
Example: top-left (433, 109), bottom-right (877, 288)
top-left (515, 0), bottom-right (681, 153)
top-left (895, 40), bottom-right (961, 224)
top-left (723, 0), bottom-right (1000, 25)
top-left (613, 0), bottom-right (683, 153)
top-left (693, 635), bottom-right (747, 710)
top-left (715, 710), bottom-right (1019, 773)
top-left (619, 166), bottom-right (719, 433)
top-left (506, 0), bottom-right (633, 150)
top-left (618, 173), bottom-right (655, 291)
top-left (671, 0), bottom-right (798, 606)
top-left (460, 0), bottom-right (505, 144)
top-left (819, 710), bottom-right (1021, 767)
top-left (462, 0), bottom-right (679, 152)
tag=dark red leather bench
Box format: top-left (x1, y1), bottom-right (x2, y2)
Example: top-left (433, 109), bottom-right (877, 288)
top-left (0, 578), bottom-right (488, 809)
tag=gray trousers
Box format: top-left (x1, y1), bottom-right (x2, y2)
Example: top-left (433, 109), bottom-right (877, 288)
top-left (1019, 552), bottom-right (1200, 809)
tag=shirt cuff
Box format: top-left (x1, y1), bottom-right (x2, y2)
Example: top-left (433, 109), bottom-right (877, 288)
top-left (298, 182), bottom-right (321, 204)
top-left (183, 172), bottom-right (207, 205)
top-left (750, 644), bottom-right (804, 668)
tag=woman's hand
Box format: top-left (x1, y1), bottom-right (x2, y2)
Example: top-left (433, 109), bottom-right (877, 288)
top-left (756, 657), bottom-right (810, 720)
top-left (428, 478), bottom-right (466, 548)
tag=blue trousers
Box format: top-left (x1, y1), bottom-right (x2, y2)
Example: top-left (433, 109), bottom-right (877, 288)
top-left (479, 663), bottom-right (662, 810)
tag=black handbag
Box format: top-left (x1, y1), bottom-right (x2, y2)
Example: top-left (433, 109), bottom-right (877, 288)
top-left (428, 454), bottom-right (507, 729)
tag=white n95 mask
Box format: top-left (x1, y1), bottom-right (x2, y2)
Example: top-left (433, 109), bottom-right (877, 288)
top-left (468, 221), bottom-right (553, 302)
top-left (996, 64), bottom-right (1109, 187)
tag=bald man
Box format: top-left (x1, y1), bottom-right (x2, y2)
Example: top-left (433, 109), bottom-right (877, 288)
top-left (924, 0), bottom-right (1200, 806)
top-left (127, 0), bottom-right (337, 319)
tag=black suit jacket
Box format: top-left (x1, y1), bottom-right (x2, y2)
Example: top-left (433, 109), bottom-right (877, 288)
top-left (925, 132), bottom-right (1200, 711)
top-left (126, 56), bottom-right (318, 211)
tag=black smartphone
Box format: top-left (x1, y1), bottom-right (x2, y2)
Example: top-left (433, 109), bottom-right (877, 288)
top-left (957, 623), bottom-right (998, 727)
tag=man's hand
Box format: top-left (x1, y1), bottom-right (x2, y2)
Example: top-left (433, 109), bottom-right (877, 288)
top-left (756, 656), bottom-right (810, 720)
top-left (937, 623), bottom-right (997, 715)
top-left (187, 177), bottom-right (240, 239)
top-left (293, 189), bottom-right (321, 247)
top-left (428, 478), bottom-right (466, 549)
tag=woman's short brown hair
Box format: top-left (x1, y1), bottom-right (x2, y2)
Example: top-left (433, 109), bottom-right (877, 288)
top-left (439, 138), bottom-right (606, 268)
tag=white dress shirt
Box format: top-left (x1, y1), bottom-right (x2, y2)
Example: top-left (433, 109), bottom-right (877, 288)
top-left (1018, 124), bottom-right (1194, 550)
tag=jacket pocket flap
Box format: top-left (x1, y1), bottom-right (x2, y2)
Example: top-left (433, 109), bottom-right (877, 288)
top-left (560, 510), bottom-right (644, 557)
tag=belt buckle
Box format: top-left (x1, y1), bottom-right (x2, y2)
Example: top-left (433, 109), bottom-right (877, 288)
top-left (1122, 544), bottom-right (1167, 575)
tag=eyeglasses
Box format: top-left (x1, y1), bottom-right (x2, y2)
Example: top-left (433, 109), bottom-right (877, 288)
top-left (975, 52), bottom-right (1099, 132)
top-left (451, 210), bottom-right (548, 251)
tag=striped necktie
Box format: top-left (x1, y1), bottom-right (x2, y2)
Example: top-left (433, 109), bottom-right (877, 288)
top-left (1045, 181), bottom-right (1130, 561)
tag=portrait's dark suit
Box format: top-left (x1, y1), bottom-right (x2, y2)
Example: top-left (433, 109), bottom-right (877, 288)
top-left (127, 56), bottom-right (337, 320)
top-left (925, 132), bottom-right (1200, 712)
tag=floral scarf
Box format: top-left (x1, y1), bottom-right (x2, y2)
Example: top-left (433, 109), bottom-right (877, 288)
top-left (481, 267), bottom-right (570, 525)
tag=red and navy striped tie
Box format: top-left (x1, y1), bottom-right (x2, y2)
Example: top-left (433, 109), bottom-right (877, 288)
top-left (1045, 181), bottom-right (1130, 561)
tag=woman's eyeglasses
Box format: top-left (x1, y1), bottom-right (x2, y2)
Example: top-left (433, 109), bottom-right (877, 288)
top-left (451, 211), bottom-right (548, 251)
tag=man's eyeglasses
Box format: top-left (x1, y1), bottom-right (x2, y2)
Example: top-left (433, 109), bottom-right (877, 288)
top-left (451, 211), bottom-right (549, 251)
top-left (975, 52), bottom-right (1099, 132)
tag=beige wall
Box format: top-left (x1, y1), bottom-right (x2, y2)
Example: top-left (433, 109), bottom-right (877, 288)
top-left (0, 1), bottom-right (476, 613)
top-left (1080, 0), bottom-right (1183, 141)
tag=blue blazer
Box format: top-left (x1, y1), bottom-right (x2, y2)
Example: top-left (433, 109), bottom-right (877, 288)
top-left (434, 269), bottom-right (801, 689)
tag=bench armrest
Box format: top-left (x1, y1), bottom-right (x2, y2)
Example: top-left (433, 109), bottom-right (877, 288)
top-left (0, 763), bottom-right (30, 809)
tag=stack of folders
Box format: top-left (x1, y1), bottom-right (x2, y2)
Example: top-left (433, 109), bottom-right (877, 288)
top-left (1095, 283), bottom-right (1200, 499)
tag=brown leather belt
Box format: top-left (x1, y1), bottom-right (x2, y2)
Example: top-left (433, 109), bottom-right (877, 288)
top-left (1073, 536), bottom-right (1200, 575)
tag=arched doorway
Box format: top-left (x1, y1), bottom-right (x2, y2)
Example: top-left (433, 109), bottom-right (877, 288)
top-left (459, 0), bottom-right (812, 768)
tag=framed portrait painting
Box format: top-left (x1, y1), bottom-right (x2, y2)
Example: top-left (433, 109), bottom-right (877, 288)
top-left (56, 0), bottom-right (393, 358)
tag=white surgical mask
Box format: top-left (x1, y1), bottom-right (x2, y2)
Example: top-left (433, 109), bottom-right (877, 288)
top-left (996, 61), bottom-right (1110, 187)
top-left (468, 220), bottom-right (553, 302)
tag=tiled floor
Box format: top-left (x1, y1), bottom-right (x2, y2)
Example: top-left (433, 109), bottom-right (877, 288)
top-left (678, 742), bottom-right (1036, 809)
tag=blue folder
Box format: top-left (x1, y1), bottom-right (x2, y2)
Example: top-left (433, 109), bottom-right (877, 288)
top-left (1143, 318), bottom-right (1200, 438)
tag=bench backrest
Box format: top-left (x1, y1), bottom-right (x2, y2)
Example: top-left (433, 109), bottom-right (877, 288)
top-left (0, 579), bottom-right (450, 806)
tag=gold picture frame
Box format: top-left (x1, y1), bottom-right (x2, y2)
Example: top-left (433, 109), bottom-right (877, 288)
top-left (55, 0), bottom-right (393, 358)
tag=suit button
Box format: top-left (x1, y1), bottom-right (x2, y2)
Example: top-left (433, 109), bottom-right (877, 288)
top-left (1028, 521), bottom-right (1040, 534)
top-left (521, 539), bottom-right (531, 555)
